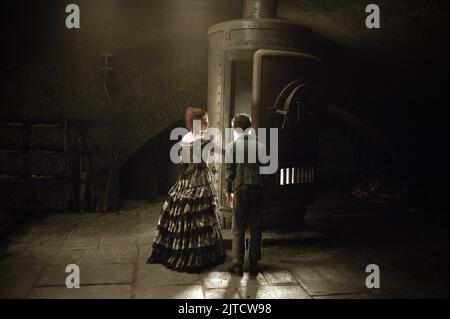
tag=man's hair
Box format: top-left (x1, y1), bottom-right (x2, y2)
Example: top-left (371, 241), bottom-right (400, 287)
top-left (232, 113), bottom-right (252, 131)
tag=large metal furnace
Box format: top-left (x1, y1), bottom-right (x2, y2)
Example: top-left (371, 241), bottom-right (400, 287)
top-left (207, 0), bottom-right (324, 228)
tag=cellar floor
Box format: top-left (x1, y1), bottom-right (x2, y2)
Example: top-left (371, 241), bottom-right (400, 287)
top-left (0, 200), bottom-right (447, 299)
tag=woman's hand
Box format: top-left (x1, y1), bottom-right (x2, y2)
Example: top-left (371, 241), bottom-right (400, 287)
top-left (226, 192), bottom-right (234, 208)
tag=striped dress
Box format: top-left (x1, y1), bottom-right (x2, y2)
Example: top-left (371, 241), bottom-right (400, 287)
top-left (146, 138), bottom-right (225, 273)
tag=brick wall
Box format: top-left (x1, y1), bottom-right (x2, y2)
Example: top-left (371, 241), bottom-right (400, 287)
top-left (1, 0), bottom-right (240, 168)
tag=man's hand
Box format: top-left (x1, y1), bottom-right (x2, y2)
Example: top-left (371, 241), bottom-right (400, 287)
top-left (226, 192), bottom-right (234, 208)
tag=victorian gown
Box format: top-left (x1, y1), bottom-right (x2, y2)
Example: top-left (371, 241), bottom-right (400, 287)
top-left (146, 137), bottom-right (225, 273)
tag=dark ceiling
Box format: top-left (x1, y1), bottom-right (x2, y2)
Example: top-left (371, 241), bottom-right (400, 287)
top-left (3, 0), bottom-right (448, 62)
top-left (114, 0), bottom-right (448, 63)
top-left (278, 0), bottom-right (448, 62)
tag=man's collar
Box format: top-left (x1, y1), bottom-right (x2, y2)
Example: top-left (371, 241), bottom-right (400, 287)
top-left (234, 130), bottom-right (256, 141)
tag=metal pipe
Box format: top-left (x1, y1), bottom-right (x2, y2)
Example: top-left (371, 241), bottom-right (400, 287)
top-left (242, 0), bottom-right (277, 19)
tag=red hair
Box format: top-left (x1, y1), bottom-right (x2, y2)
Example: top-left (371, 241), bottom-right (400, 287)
top-left (185, 107), bottom-right (207, 132)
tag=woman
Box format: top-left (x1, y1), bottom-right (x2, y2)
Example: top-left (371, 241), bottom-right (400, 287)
top-left (146, 107), bottom-right (225, 273)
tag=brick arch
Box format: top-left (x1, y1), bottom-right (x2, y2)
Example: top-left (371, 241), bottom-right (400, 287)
top-left (1, 42), bottom-right (208, 170)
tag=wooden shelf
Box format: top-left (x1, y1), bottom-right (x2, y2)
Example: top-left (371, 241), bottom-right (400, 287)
top-left (0, 175), bottom-right (66, 182)
top-left (0, 122), bottom-right (24, 128)
top-left (0, 148), bottom-right (64, 154)
top-left (0, 118), bottom-right (100, 212)
top-left (0, 148), bottom-right (22, 154)
top-left (0, 121), bottom-right (64, 128)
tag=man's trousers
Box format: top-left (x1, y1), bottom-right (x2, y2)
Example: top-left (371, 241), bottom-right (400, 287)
top-left (231, 185), bottom-right (262, 265)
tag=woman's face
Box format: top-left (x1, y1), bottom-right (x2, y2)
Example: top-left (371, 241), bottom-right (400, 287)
top-left (201, 115), bottom-right (209, 135)
top-left (192, 115), bottom-right (208, 137)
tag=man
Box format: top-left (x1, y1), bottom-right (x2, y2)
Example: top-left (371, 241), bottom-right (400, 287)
top-left (225, 113), bottom-right (265, 276)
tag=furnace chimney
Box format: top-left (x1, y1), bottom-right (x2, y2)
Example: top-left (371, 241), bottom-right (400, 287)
top-left (242, 0), bottom-right (277, 19)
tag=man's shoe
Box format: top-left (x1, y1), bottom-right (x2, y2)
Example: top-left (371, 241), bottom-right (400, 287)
top-left (249, 262), bottom-right (258, 276)
top-left (228, 264), bottom-right (244, 276)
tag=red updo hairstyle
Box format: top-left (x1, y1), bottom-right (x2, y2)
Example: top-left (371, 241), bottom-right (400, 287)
top-left (185, 107), bottom-right (208, 132)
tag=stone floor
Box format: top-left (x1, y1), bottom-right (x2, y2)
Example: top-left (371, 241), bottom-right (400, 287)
top-left (0, 201), bottom-right (448, 299)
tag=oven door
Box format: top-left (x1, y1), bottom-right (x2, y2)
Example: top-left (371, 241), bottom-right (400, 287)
top-left (252, 49), bottom-right (324, 216)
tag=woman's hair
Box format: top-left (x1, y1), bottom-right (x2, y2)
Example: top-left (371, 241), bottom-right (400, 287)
top-left (232, 113), bottom-right (252, 131)
top-left (185, 107), bottom-right (208, 132)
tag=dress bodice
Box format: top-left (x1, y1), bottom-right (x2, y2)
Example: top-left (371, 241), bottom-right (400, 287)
top-left (179, 138), bottom-right (212, 172)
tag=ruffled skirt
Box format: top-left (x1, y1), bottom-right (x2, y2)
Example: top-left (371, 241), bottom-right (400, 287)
top-left (146, 166), bottom-right (225, 273)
